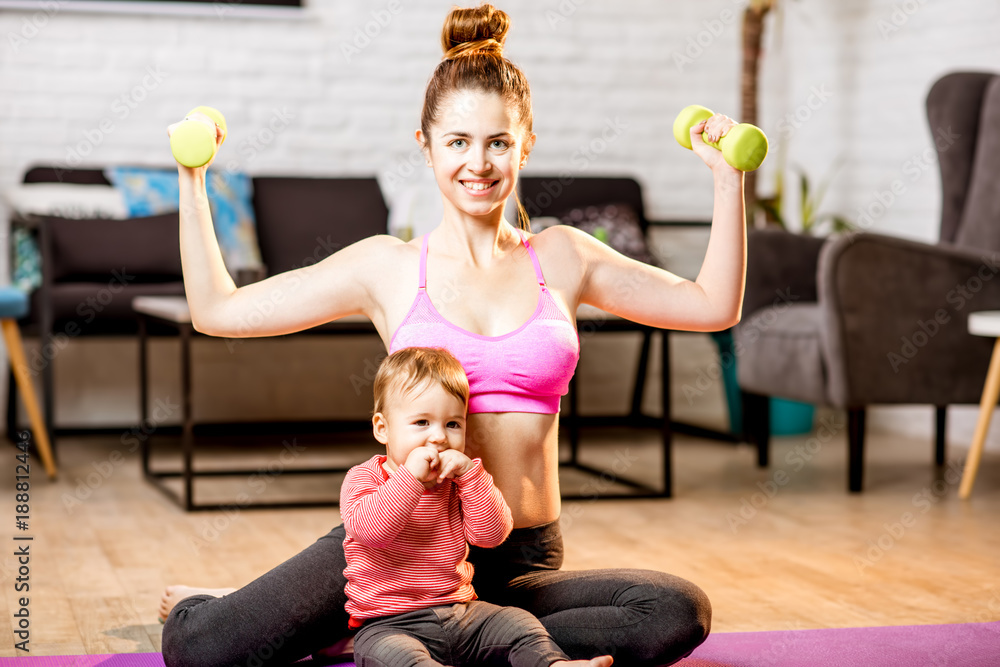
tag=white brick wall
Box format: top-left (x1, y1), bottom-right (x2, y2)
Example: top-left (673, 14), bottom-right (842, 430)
top-left (1, 1), bottom-right (999, 451)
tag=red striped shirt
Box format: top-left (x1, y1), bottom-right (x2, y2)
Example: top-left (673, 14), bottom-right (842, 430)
top-left (341, 454), bottom-right (513, 623)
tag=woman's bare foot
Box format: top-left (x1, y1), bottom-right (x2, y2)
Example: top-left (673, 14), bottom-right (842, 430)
top-left (552, 657), bottom-right (613, 667)
top-left (159, 585), bottom-right (237, 622)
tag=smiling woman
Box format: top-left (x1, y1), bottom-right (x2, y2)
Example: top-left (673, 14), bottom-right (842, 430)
top-left (160, 2), bottom-right (739, 665)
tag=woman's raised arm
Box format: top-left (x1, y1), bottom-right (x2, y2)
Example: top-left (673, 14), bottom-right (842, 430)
top-left (569, 115), bottom-right (747, 332)
top-left (175, 166), bottom-right (396, 338)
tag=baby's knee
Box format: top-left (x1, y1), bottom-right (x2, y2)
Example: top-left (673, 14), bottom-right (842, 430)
top-left (354, 628), bottom-right (427, 667)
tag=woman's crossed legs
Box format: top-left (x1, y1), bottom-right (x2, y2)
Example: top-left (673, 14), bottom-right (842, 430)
top-left (161, 522), bottom-right (710, 667)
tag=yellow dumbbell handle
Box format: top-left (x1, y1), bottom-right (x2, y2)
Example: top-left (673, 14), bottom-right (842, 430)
top-left (672, 104), bottom-right (768, 172)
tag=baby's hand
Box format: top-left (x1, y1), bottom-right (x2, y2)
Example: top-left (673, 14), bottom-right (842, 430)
top-left (436, 449), bottom-right (473, 483)
top-left (404, 446), bottom-right (441, 489)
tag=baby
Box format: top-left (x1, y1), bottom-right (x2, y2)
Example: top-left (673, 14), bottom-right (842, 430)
top-left (341, 346), bottom-right (613, 667)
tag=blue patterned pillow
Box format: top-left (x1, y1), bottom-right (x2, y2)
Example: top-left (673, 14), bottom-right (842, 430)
top-left (105, 166), bottom-right (263, 275)
top-left (11, 226), bottom-right (41, 293)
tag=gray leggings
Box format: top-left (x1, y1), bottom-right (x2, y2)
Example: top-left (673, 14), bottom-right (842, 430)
top-left (161, 519), bottom-right (711, 667)
top-left (354, 601), bottom-right (568, 667)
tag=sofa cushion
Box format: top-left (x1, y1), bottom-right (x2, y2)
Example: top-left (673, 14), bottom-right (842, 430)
top-left (2, 182), bottom-right (129, 219)
top-left (518, 176), bottom-right (649, 233)
top-left (252, 177), bottom-right (388, 276)
top-left (30, 281), bottom-right (185, 334)
top-left (735, 303), bottom-right (828, 405)
top-left (45, 211), bottom-right (183, 283)
top-left (532, 201), bottom-right (658, 266)
top-left (3, 183), bottom-right (130, 293)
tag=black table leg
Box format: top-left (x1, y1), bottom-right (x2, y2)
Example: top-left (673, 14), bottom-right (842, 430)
top-left (181, 322), bottom-right (193, 511)
top-left (661, 329), bottom-right (673, 498)
top-left (139, 315), bottom-right (149, 476)
top-left (568, 374), bottom-right (580, 465)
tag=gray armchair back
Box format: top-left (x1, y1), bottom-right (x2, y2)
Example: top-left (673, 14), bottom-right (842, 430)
top-left (930, 72), bottom-right (1000, 248)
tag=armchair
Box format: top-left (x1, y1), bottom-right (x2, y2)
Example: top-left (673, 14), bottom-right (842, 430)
top-left (737, 71), bottom-right (1000, 492)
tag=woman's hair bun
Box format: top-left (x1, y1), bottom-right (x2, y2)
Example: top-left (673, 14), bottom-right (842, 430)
top-left (441, 3), bottom-right (510, 60)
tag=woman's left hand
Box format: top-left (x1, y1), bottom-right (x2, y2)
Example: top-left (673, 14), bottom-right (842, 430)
top-left (690, 113), bottom-right (740, 173)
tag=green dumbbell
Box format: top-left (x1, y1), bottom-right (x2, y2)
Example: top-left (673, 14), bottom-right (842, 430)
top-left (170, 106), bottom-right (227, 168)
top-left (672, 104), bottom-right (768, 172)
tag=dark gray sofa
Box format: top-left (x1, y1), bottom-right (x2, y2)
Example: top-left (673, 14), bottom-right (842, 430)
top-left (9, 167), bottom-right (389, 451)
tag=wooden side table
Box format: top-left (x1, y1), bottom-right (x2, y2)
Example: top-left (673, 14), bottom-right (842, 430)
top-left (961, 311), bottom-right (1000, 498)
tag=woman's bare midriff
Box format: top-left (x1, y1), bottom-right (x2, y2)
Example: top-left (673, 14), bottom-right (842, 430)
top-left (465, 411), bottom-right (562, 529)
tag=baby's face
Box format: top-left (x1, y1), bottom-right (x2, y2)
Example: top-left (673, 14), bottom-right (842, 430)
top-left (374, 381), bottom-right (467, 472)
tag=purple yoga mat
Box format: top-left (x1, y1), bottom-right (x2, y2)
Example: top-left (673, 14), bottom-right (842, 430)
top-left (0, 657), bottom-right (351, 666)
top-left (680, 620), bottom-right (1000, 666)
top-left (1, 622), bottom-right (996, 666)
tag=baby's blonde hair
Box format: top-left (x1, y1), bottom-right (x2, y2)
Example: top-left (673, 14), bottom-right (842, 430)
top-left (373, 347), bottom-right (470, 416)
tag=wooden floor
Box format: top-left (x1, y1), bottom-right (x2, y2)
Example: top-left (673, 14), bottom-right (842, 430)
top-left (1, 415), bottom-right (999, 657)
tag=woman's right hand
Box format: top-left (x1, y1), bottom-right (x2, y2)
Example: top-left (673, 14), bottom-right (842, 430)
top-left (167, 112), bottom-right (226, 174)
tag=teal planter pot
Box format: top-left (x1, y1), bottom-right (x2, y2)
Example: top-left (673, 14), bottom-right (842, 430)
top-left (709, 329), bottom-right (742, 433)
top-left (709, 329), bottom-right (815, 437)
top-left (769, 397), bottom-right (815, 436)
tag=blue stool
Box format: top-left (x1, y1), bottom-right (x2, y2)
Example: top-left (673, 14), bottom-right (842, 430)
top-left (0, 287), bottom-right (56, 479)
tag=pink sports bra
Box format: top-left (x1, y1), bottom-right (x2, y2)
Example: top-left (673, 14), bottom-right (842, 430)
top-left (389, 229), bottom-right (580, 414)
